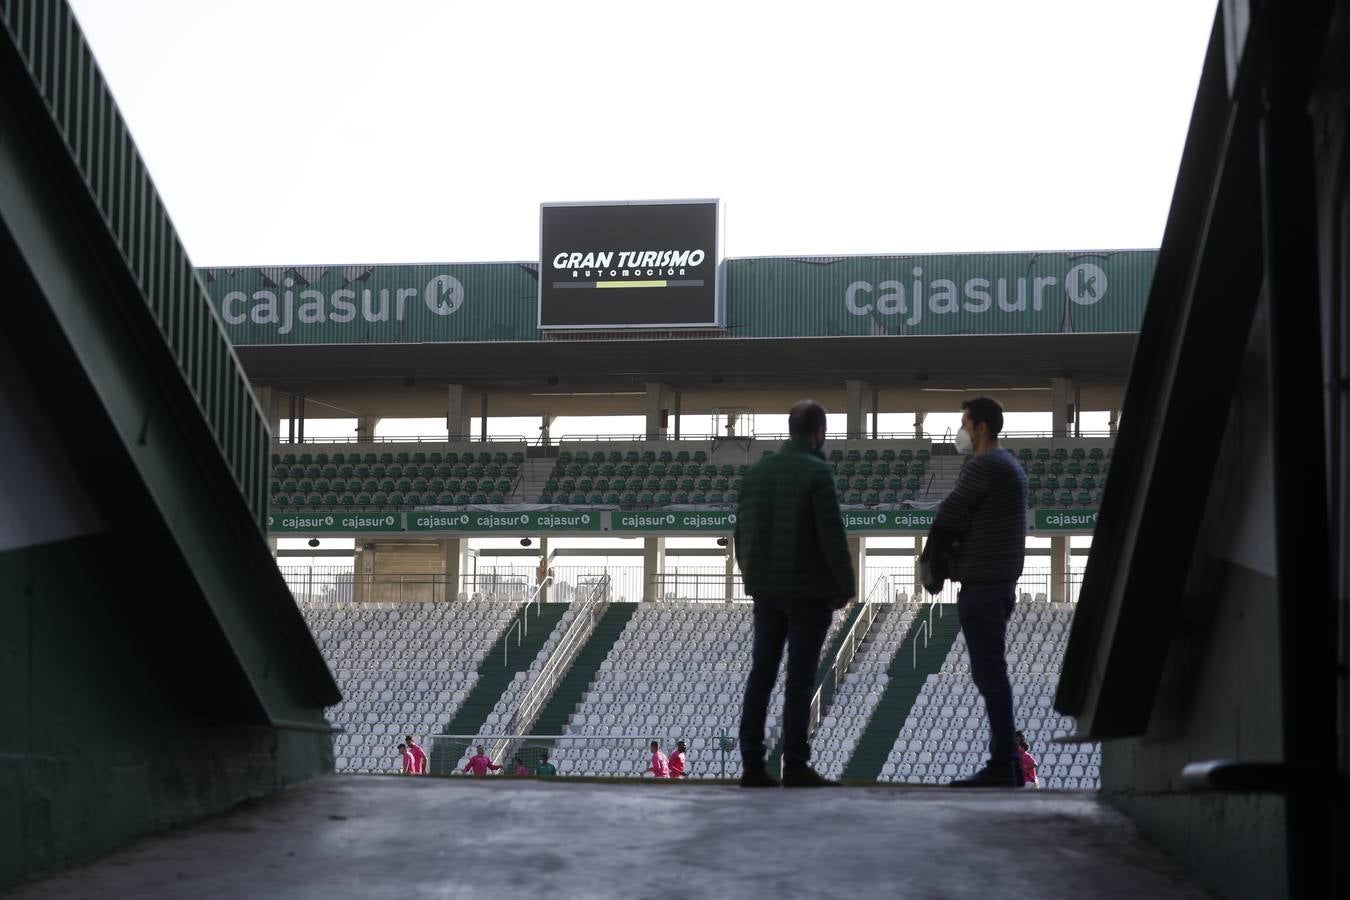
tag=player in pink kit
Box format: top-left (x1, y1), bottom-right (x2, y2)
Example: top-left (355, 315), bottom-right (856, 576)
top-left (1015, 731), bottom-right (1040, 788)
top-left (646, 740), bottom-right (669, 778)
top-left (462, 744), bottom-right (502, 776)
top-left (668, 740), bottom-right (688, 779)
top-left (397, 743), bottom-right (416, 775)
top-left (405, 735), bottom-right (428, 774)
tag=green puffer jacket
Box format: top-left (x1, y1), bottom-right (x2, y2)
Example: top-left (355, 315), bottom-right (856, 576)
top-left (734, 438), bottom-right (855, 604)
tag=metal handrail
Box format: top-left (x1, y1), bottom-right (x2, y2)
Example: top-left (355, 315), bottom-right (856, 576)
top-left (490, 574), bottom-right (612, 764)
top-left (501, 576), bottom-right (552, 668)
top-left (807, 574), bottom-right (890, 737)
top-left (280, 435), bottom-right (530, 445)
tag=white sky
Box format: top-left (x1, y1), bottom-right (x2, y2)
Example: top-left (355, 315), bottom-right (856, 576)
top-left (68, 0), bottom-right (1216, 267)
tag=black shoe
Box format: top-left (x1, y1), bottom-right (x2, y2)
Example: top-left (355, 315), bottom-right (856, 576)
top-left (740, 767), bottom-right (780, 788)
top-left (782, 767), bottom-right (839, 788)
top-left (950, 763), bottom-right (1021, 788)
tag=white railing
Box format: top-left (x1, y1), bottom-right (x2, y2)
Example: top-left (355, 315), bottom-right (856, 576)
top-left (807, 574), bottom-right (890, 737)
top-left (489, 575), bottom-right (611, 764)
top-left (500, 576), bottom-right (554, 668)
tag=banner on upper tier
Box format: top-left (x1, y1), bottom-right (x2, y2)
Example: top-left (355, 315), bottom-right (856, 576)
top-left (204, 250), bottom-right (1154, 344)
top-left (266, 508), bottom-right (1099, 534)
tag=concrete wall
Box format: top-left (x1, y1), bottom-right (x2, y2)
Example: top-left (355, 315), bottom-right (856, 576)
top-left (1100, 299), bottom-right (1287, 900)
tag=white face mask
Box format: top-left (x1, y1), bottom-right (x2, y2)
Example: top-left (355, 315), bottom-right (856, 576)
top-left (954, 427), bottom-right (973, 454)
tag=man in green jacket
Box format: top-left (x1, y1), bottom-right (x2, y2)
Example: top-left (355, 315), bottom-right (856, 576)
top-left (735, 400), bottom-right (855, 787)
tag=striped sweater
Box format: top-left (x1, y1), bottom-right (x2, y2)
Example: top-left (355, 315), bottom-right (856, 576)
top-left (933, 448), bottom-right (1028, 584)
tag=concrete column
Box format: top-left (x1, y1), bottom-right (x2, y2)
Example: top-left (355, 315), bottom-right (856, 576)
top-left (354, 543), bottom-right (374, 603)
top-left (267, 535), bottom-right (278, 560)
top-left (645, 383), bottom-right (669, 440)
top-left (1050, 537), bottom-right (1069, 603)
top-left (724, 536), bottom-right (735, 601)
top-left (539, 414), bottom-right (555, 446)
top-left (673, 391), bottom-right (682, 440)
top-left (914, 410), bottom-right (927, 440)
top-left (356, 415), bottom-right (380, 442)
top-left (253, 385), bottom-right (281, 436)
top-left (439, 538), bottom-right (463, 603)
top-left (724, 411), bottom-right (739, 438)
top-left (845, 379), bottom-right (869, 439)
top-left (643, 537), bottom-right (666, 601)
top-left (1050, 377), bottom-right (1075, 438)
top-left (446, 385), bottom-right (472, 440)
top-left (913, 535), bottom-right (925, 600)
top-left (480, 391), bottom-right (489, 441)
top-left (871, 387), bottom-right (880, 439)
top-left (848, 536), bottom-right (865, 601)
top-left (537, 536), bottom-right (550, 603)
top-left (1108, 408), bottom-right (1120, 437)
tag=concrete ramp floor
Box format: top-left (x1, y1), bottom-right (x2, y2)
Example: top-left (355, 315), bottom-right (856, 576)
top-left (10, 777), bottom-right (1206, 899)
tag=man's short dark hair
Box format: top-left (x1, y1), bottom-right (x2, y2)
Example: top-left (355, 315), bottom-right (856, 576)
top-left (788, 400), bottom-right (827, 437)
top-left (961, 396), bottom-right (1004, 438)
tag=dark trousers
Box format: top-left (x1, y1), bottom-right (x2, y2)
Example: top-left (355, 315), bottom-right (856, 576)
top-left (739, 599), bottom-right (832, 772)
top-left (957, 582), bottom-right (1018, 769)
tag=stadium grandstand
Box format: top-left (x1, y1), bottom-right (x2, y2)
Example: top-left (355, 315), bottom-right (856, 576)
top-left (6, 2), bottom-right (1347, 898)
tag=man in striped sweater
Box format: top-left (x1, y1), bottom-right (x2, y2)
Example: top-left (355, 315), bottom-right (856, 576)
top-left (930, 396), bottom-right (1028, 788)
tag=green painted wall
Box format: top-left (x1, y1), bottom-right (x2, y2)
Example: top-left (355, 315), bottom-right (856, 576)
top-left (0, 534), bottom-right (334, 890)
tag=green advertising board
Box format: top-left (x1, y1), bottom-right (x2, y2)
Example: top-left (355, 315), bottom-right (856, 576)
top-left (843, 510), bottom-right (937, 532)
top-left (406, 509), bottom-right (602, 533)
top-left (204, 250), bottom-right (1154, 345)
top-left (1032, 509), bottom-right (1098, 531)
top-left (267, 512), bottom-right (402, 533)
top-left (610, 510), bottom-right (738, 533)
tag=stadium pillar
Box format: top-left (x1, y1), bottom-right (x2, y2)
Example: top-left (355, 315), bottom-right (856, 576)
top-left (354, 542), bottom-right (372, 602)
top-left (914, 410), bottom-right (927, 440)
top-left (252, 385), bottom-right (281, 435)
top-left (537, 537), bottom-right (550, 603)
top-left (540, 414), bottom-right (554, 446)
top-left (445, 385), bottom-right (472, 440)
top-left (871, 387), bottom-right (880, 439)
top-left (1050, 378), bottom-right (1075, 437)
top-left (724, 535), bottom-right (735, 601)
top-left (1050, 537), bottom-right (1068, 603)
top-left (1108, 408), bottom-right (1119, 437)
top-left (440, 538), bottom-right (463, 603)
top-left (913, 535), bottom-right (925, 599)
top-left (645, 383), bottom-right (669, 440)
top-left (268, 536), bottom-right (278, 560)
top-left (848, 536), bottom-right (865, 598)
top-left (356, 415), bottom-right (379, 442)
top-left (643, 537), bottom-right (666, 601)
top-left (845, 379), bottom-right (869, 439)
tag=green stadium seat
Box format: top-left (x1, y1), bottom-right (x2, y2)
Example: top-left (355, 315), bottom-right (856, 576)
top-left (1028, 477), bottom-right (1042, 491)
top-left (1031, 461), bottom-right (1046, 475)
top-left (1085, 462), bottom-right (1100, 476)
top-left (1037, 490), bottom-right (1053, 504)
top-left (270, 479), bottom-right (282, 494)
top-left (446, 479), bottom-right (462, 493)
top-left (321, 492), bottom-right (337, 505)
top-left (484, 492), bottom-right (501, 503)
top-left (297, 479), bottom-right (314, 494)
top-left (905, 477), bottom-right (920, 491)
top-left (386, 492), bottom-right (404, 505)
top-left (297, 453), bottom-right (313, 466)
top-left (601, 463), bottom-right (616, 477)
top-left (577, 479), bottom-right (593, 493)
top-left (314, 478), bottom-right (331, 492)
top-left (651, 462), bottom-right (667, 477)
top-left (539, 492), bottom-right (554, 504)
top-left (559, 451), bottom-right (573, 464)
top-left (338, 464), bottom-right (354, 479)
top-left (846, 491), bottom-right (862, 504)
top-left (1057, 490), bottom-right (1073, 505)
top-left (882, 490), bottom-right (897, 503)
top-left (829, 449), bottom-right (844, 463)
top-left (1017, 448), bottom-right (1033, 462)
top-left (314, 452), bottom-right (329, 465)
top-left (737, 464), bottom-right (749, 475)
top-left (604, 492), bottom-right (621, 504)
top-left (659, 478), bottom-right (676, 491)
top-left (471, 493), bottom-right (488, 504)
top-left (355, 492), bottom-right (372, 505)
top-left (305, 465), bottom-right (321, 479)
top-left (837, 478), bottom-right (850, 494)
top-left (1063, 476), bottom-right (1078, 490)
top-left (271, 493), bottom-right (288, 508)
top-left (658, 451), bottom-right (673, 463)
top-left (575, 451), bottom-right (590, 464)
top-left (410, 451), bottom-right (425, 465)
top-left (1045, 475), bottom-right (1059, 489)
top-left (672, 491), bottom-right (689, 504)
top-left (901, 490), bottom-right (915, 502)
top-left (1048, 462), bottom-right (1062, 475)
top-left (1071, 448), bottom-right (1086, 461)
top-left (1067, 462), bottom-right (1082, 476)
top-left (638, 491), bottom-right (654, 505)
top-left (887, 477), bottom-right (903, 491)
top-left (395, 478), bottom-right (411, 492)
top-left (493, 452), bottom-right (508, 465)
top-left (839, 462), bottom-right (855, 476)
top-left (1090, 447), bottom-right (1104, 460)
top-left (1082, 476), bottom-right (1096, 490)
top-left (642, 477), bottom-right (659, 491)
top-left (271, 452), bottom-right (283, 465)
top-left (1077, 491), bottom-right (1093, 505)
top-left (436, 493), bottom-right (455, 504)
top-left (676, 451), bottom-right (690, 463)
top-left (916, 449), bottom-right (930, 462)
top-left (594, 477), bottom-right (610, 491)
top-left (713, 478), bottom-right (728, 491)
top-left (899, 448), bottom-right (913, 462)
top-left (392, 452), bottom-right (408, 464)
top-left (846, 449), bottom-right (860, 462)
top-left (370, 463), bottom-right (387, 478)
top-left (1053, 448), bottom-right (1068, 461)
top-left (618, 464), bottom-right (633, 477)
top-left (512, 451), bottom-right (526, 464)
top-left (625, 451), bottom-right (639, 463)
top-left (445, 452), bottom-right (461, 464)
top-left (641, 450), bottom-right (657, 463)
top-left (651, 491), bottom-right (669, 504)
top-left (880, 449), bottom-right (896, 462)
top-left (340, 493), bottom-right (356, 505)
top-left (371, 491), bottom-right (389, 505)
top-left (701, 491), bottom-right (717, 504)
top-left (428, 452), bottom-right (443, 464)
top-left (621, 491), bottom-right (637, 505)
top-left (412, 478), bottom-right (429, 492)
top-left (1035, 448), bottom-right (1050, 461)
top-left (863, 449), bottom-right (878, 462)
top-left (428, 478), bottom-right (444, 492)
top-left (582, 464), bottom-right (598, 477)
top-left (469, 464), bottom-right (485, 477)
top-left (688, 450), bottom-right (705, 463)
top-left (680, 478), bottom-right (696, 491)
top-left (726, 490), bottom-right (738, 503)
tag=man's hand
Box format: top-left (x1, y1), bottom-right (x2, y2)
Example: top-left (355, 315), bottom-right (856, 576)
top-left (828, 596), bottom-right (854, 611)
